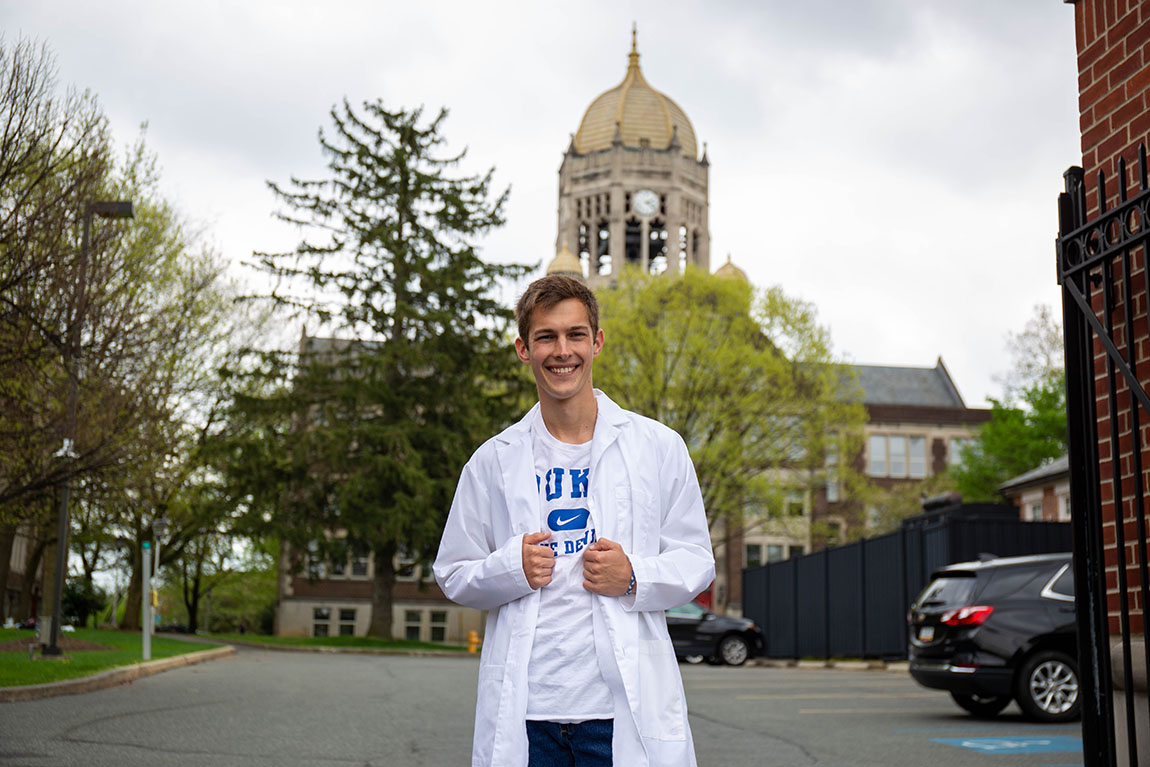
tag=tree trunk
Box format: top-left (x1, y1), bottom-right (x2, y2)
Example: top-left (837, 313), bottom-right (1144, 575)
top-left (368, 543), bottom-right (397, 639)
top-left (0, 524), bottom-right (15, 620)
top-left (121, 542), bottom-right (143, 630)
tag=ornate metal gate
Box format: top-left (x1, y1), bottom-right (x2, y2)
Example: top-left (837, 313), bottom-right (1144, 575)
top-left (1058, 144), bottom-right (1150, 767)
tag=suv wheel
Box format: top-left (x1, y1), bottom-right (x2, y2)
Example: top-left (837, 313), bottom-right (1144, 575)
top-left (950, 691), bottom-right (1011, 717)
top-left (1016, 650), bottom-right (1080, 722)
top-left (719, 635), bottom-right (749, 666)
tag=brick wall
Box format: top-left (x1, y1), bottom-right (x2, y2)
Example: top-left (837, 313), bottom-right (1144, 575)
top-left (1074, 0), bottom-right (1150, 634)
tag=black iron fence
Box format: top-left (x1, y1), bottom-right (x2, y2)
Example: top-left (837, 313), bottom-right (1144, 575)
top-left (742, 509), bottom-right (1072, 659)
top-left (1058, 145), bottom-right (1150, 767)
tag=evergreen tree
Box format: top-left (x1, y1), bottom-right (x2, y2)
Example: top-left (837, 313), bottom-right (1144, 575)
top-left (227, 101), bottom-right (529, 638)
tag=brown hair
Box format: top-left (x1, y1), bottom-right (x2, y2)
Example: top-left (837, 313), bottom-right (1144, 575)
top-left (515, 275), bottom-right (599, 348)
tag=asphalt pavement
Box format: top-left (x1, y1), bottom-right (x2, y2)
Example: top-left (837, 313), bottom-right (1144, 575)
top-left (0, 646), bottom-right (1085, 767)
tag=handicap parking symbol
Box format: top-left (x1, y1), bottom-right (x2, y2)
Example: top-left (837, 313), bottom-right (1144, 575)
top-left (932, 736), bottom-right (1083, 754)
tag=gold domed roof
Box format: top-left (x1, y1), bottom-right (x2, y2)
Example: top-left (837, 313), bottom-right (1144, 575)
top-left (546, 242), bottom-right (585, 280)
top-left (714, 255), bottom-right (748, 282)
top-left (574, 28), bottom-right (698, 159)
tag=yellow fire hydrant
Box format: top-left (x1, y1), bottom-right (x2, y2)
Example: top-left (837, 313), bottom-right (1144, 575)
top-left (468, 630), bottom-right (481, 654)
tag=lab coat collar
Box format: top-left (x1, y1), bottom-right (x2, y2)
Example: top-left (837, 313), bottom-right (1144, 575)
top-left (493, 389), bottom-right (629, 446)
top-left (492, 390), bottom-right (632, 537)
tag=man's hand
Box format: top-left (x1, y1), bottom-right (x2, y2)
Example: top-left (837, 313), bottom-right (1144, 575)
top-left (583, 538), bottom-right (633, 596)
top-left (523, 531), bottom-right (555, 589)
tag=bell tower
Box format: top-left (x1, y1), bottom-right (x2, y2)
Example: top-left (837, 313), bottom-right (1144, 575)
top-left (556, 27), bottom-right (710, 289)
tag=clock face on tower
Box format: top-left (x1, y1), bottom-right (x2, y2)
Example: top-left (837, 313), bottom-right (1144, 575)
top-left (633, 189), bottom-right (660, 217)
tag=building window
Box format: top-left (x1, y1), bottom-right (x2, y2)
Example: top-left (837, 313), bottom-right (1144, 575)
top-left (1028, 502), bottom-right (1043, 522)
top-left (869, 434), bottom-right (925, 478)
top-left (785, 491), bottom-right (804, 517)
top-left (908, 436), bottom-right (926, 479)
top-left (313, 607), bottom-right (331, 637)
top-left (405, 610), bottom-right (422, 641)
top-left (350, 542), bottom-right (370, 578)
top-left (430, 611), bottom-right (447, 643)
top-left (889, 436), bottom-right (907, 477)
top-left (767, 544), bottom-right (785, 563)
top-left (789, 545), bottom-right (806, 559)
top-left (745, 544), bottom-right (763, 568)
top-left (868, 434), bottom-right (887, 476)
top-left (338, 608), bottom-right (356, 636)
top-left (1059, 495), bottom-right (1071, 521)
top-left (949, 438), bottom-right (970, 466)
top-left (396, 549), bottom-right (417, 581)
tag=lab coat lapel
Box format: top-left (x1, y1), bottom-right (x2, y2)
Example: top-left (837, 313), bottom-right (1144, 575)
top-left (494, 405), bottom-right (540, 535)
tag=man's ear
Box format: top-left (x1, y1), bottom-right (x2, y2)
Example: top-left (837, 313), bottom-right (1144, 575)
top-left (592, 328), bottom-right (604, 358)
top-left (514, 336), bottom-right (530, 364)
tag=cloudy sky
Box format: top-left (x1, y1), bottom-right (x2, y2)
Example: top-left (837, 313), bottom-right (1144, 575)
top-left (6, 1), bottom-right (1081, 406)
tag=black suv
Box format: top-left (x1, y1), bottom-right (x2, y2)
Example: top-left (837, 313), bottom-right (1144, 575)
top-left (666, 602), bottom-right (764, 666)
top-left (907, 553), bottom-right (1078, 722)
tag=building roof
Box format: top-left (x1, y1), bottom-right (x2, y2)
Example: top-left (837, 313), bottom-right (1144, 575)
top-left (573, 27), bottom-right (698, 159)
top-left (714, 254), bottom-right (748, 282)
top-left (545, 242), bottom-right (584, 280)
top-left (999, 454), bottom-right (1070, 493)
top-left (853, 357), bottom-right (966, 408)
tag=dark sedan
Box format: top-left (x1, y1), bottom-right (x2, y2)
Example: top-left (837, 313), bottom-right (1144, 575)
top-left (666, 601), bottom-right (764, 666)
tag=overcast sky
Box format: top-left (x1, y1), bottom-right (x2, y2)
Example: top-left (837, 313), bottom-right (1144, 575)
top-left (5, 1), bottom-right (1081, 407)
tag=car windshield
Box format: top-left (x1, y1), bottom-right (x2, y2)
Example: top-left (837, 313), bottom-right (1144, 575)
top-left (915, 574), bottom-right (976, 608)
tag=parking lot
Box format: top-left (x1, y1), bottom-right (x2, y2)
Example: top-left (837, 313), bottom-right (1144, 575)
top-left (684, 663), bottom-right (1083, 766)
top-left (0, 649), bottom-right (1084, 767)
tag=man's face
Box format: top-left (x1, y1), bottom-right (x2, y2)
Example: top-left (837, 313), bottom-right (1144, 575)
top-left (515, 298), bottom-right (604, 406)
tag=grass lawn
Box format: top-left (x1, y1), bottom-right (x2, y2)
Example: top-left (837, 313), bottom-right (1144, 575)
top-left (207, 632), bottom-right (470, 652)
top-left (0, 628), bottom-right (222, 688)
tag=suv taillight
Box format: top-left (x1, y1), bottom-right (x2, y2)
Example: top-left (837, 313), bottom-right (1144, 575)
top-left (940, 605), bottom-right (994, 626)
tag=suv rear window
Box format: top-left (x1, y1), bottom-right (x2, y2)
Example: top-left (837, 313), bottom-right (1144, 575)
top-left (915, 574), bottom-right (976, 608)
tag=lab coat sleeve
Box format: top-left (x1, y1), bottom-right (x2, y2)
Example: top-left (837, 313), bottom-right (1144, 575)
top-left (433, 457), bottom-right (535, 611)
top-left (623, 430), bottom-right (716, 613)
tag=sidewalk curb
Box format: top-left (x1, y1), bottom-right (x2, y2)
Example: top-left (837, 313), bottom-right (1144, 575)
top-left (750, 658), bottom-right (908, 672)
top-left (0, 645), bottom-right (235, 703)
top-left (219, 638), bottom-right (478, 658)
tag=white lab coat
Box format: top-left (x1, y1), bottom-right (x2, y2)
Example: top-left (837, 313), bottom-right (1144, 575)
top-left (433, 390), bottom-right (715, 767)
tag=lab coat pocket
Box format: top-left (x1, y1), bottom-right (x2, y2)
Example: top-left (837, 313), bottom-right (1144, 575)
top-left (475, 664), bottom-right (504, 744)
top-left (637, 640), bottom-right (686, 741)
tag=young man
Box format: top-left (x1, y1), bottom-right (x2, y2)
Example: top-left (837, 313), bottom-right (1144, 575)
top-left (434, 274), bottom-right (714, 767)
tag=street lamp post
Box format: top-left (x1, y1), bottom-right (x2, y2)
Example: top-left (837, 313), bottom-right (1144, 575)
top-left (42, 200), bottom-right (134, 657)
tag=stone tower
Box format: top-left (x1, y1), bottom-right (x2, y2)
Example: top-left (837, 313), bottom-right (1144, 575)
top-left (555, 27), bottom-right (710, 289)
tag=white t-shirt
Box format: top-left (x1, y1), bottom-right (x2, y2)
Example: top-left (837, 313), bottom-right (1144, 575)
top-left (525, 414), bottom-right (614, 722)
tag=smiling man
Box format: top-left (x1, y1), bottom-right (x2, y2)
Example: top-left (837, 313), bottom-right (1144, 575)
top-left (434, 274), bottom-right (715, 767)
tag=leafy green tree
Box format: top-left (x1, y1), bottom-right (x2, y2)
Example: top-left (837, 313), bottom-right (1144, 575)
top-left (952, 305), bottom-right (1068, 502)
top-left (953, 372), bottom-right (1067, 502)
top-left (594, 267), bottom-right (867, 535)
top-left (224, 100), bottom-right (530, 637)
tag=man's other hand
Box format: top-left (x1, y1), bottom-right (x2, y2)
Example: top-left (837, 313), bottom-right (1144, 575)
top-left (583, 538), bottom-right (633, 596)
top-left (523, 531), bottom-right (555, 589)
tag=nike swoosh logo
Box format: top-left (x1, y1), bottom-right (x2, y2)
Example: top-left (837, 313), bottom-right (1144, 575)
top-left (548, 508), bottom-right (590, 531)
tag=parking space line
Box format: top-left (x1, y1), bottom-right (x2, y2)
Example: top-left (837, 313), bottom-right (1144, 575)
top-left (799, 708), bottom-right (941, 714)
top-left (739, 692), bottom-right (937, 700)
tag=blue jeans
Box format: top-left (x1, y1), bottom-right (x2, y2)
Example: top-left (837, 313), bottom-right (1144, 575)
top-left (526, 719), bottom-right (613, 767)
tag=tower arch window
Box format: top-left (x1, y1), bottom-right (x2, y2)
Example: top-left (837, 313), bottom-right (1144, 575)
top-left (578, 222), bottom-right (591, 268)
top-left (691, 230), bottom-right (701, 265)
top-left (678, 225), bottom-right (688, 274)
top-left (625, 217), bottom-right (642, 267)
top-left (648, 218), bottom-right (668, 275)
top-left (597, 219), bottom-right (611, 276)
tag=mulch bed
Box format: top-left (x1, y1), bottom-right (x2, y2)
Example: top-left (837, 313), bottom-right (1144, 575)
top-left (0, 636), bottom-right (113, 652)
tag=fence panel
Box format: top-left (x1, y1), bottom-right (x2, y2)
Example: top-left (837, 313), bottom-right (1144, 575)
top-left (827, 543), bottom-right (863, 657)
top-left (795, 554), bottom-right (828, 658)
